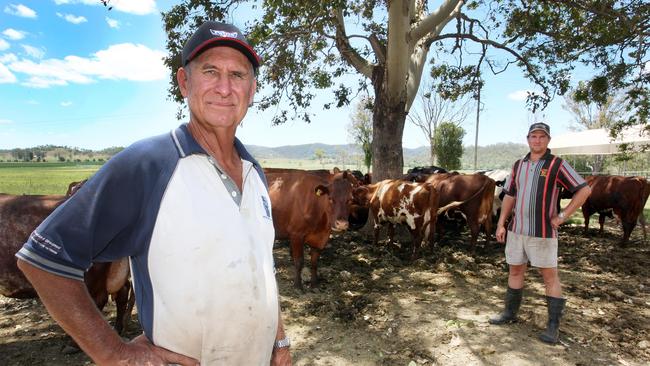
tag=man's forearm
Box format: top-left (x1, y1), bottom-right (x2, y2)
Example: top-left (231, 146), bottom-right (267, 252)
top-left (17, 259), bottom-right (124, 365)
top-left (560, 186), bottom-right (592, 218)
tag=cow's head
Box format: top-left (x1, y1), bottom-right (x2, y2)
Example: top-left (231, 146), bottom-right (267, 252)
top-left (322, 172), bottom-right (357, 232)
top-left (347, 185), bottom-right (371, 229)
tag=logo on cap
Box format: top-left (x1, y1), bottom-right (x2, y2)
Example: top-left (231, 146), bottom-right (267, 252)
top-left (528, 122), bottom-right (550, 136)
top-left (210, 29), bottom-right (238, 38)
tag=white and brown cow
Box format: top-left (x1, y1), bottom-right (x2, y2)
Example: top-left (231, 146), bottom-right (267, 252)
top-left (352, 179), bottom-right (440, 259)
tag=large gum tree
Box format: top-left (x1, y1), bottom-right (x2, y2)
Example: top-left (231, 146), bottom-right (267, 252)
top-left (160, 1), bottom-right (649, 181)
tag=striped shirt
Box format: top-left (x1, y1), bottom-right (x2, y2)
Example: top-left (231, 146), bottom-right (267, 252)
top-left (503, 149), bottom-right (586, 238)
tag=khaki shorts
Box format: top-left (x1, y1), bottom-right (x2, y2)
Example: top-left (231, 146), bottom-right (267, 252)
top-left (505, 231), bottom-right (558, 268)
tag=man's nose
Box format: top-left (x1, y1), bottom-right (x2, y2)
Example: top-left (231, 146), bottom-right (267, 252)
top-left (213, 74), bottom-right (232, 95)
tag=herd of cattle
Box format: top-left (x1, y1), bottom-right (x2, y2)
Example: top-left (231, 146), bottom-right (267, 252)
top-left (1, 167), bottom-right (649, 337)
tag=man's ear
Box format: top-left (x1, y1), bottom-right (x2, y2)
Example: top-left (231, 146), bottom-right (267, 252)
top-left (177, 67), bottom-right (189, 98)
top-left (248, 79), bottom-right (257, 106)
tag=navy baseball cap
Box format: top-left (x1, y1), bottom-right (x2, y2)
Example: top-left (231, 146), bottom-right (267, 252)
top-left (181, 21), bottom-right (261, 70)
top-left (528, 122), bottom-right (551, 137)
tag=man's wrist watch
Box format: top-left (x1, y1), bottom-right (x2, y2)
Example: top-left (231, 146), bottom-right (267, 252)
top-left (558, 211), bottom-right (566, 220)
top-left (274, 337), bottom-right (291, 349)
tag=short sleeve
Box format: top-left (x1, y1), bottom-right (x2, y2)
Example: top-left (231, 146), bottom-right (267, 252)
top-left (556, 160), bottom-right (587, 193)
top-left (16, 135), bottom-right (178, 280)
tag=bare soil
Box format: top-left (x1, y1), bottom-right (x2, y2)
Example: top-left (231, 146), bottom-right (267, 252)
top-left (1, 221), bottom-right (649, 366)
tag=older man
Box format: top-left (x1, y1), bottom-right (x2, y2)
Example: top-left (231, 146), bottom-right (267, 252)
top-left (490, 122), bottom-right (591, 344)
top-left (17, 21), bottom-right (291, 365)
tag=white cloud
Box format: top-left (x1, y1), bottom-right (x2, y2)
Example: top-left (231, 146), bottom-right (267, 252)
top-left (106, 17), bottom-right (120, 29)
top-left (2, 28), bottom-right (27, 40)
top-left (26, 99), bottom-right (39, 105)
top-left (4, 4), bottom-right (37, 18)
top-left (0, 63), bottom-right (17, 83)
top-left (0, 39), bottom-right (9, 51)
top-left (21, 44), bottom-right (45, 59)
top-left (22, 76), bottom-right (69, 88)
top-left (8, 43), bottom-right (167, 88)
top-left (56, 12), bottom-right (88, 24)
top-left (0, 53), bottom-right (18, 63)
top-left (60, 101), bottom-right (73, 107)
top-left (53, 0), bottom-right (156, 15)
top-left (508, 90), bottom-right (531, 101)
top-left (0, 119), bottom-right (15, 124)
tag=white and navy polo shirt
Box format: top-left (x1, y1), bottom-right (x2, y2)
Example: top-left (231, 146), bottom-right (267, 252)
top-left (503, 149), bottom-right (587, 238)
top-left (16, 124), bottom-right (279, 365)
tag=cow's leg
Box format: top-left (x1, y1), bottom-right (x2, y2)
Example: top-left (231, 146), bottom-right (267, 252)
top-left (373, 223), bottom-right (382, 246)
top-left (467, 212), bottom-right (480, 252)
top-left (483, 216), bottom-right (493, 244)
top-left (435, 218), bottom-right (446, 244)
top-left (387, 223), bottom-right (396, 245)
top-left (621, 219), bottom-right (636, 245)
top-left (309, 247), bottom-right (322, 288)
top-left (598, 213), bottom-right (607, 235)
top-left (583, 209), bottom-right (592, 235)
top-left (113, 282), bottom-right (130, 335)
top-left (289, 236), bottom-right (305, 290)
top-left (640, 213), bottom-right (648, 242)
top-left (410, 230), bottom-right (422, 260)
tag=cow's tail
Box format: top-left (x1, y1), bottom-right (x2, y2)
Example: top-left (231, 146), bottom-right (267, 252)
top-left (437, 200), bottom-right (465, 215)
top-left (426, 183), bottom-right (439, 244)
top-left (435, 176), bottom-right (492, 215)
top-left (478, 178), bottom-right (496, 237)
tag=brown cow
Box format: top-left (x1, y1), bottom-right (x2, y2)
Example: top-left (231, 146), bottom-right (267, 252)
top-left (0, 192), bottom-right (134, 334)
top-left (582, 175), bottom-right (650, 244)
top-left (267, 171), bottom-right (354, 289)
top-left (352, 179), bottom-right (440, 259)
top-left (264, 167), bottom-right (367, 229)
top-left (423, 173), bottom-right (496, 250)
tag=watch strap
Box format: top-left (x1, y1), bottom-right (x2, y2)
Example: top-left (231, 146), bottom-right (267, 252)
top-left (274, 337), bottom-right (291, 349)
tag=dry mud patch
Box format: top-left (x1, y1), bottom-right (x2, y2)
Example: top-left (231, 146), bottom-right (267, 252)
top-left (1, 222), bottom-right (649, 365)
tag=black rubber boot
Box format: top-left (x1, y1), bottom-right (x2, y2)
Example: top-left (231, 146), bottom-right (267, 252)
top-left (489, 287), bottom-right (523, 325)
top-left (539, 296), bottom-right (566, 344)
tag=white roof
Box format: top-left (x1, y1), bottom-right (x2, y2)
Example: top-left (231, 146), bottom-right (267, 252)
top-left (548, 125), bottom-right (650, 155)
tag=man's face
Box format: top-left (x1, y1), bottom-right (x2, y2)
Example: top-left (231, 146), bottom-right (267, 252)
top-left (527, 130), bottom-right (550, 154)
top-left (177, 46), bottom-right (256, 132)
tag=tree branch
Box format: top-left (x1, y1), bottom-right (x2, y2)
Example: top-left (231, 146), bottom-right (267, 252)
top-left (332, 7), bottom-right (373, 78)
top-left (430, 33), bottom-right (547, 94)
top-left (411, 0), bottom-right (463, 41)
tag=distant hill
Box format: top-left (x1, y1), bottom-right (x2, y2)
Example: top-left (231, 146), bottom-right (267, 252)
top-left (0, 142), bottom-right (528, 170)
top-left (0, 145), bottom-right (123, 163)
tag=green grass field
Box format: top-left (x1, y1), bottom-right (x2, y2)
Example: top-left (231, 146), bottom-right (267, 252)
top-left (0, 162), bottom-right (102, 195)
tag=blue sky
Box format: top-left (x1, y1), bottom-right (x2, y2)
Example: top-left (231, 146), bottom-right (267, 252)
top-left (0, 1), bottom-right (579, 150)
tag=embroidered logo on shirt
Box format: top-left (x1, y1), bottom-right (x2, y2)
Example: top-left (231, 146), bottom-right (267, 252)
top-left (540, 168), bottom-right (548, 177)
top-left (261, 196), bottom-right (271, 220)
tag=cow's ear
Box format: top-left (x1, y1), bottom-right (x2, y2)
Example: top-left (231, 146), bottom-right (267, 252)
top-left (342, 170), bottom-right (349, 179)
top-left (332, 167), bottom-right (341, 173)
top-left (315, 185), bottom-right (330, 196)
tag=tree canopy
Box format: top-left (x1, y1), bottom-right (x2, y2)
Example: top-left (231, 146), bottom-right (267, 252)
top-left (159, 0), bottom-right (649, 179)
top-left (347, 97), bottom-right (373, 172)
top-left (433, 122), bottom-right (465, 170)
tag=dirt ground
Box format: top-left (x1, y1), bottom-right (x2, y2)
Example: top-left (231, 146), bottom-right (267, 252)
top-left (1, 220), bottom-right (649, 366)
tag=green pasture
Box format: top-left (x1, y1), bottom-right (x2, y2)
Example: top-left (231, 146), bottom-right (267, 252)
top-left (0, 162), bottom-right (102, 195)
